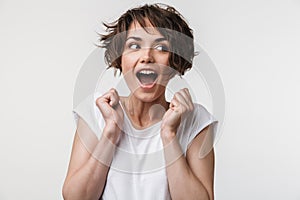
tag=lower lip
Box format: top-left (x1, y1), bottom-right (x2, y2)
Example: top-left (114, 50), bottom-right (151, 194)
top-left (137, 78), bottom-right (157, 89)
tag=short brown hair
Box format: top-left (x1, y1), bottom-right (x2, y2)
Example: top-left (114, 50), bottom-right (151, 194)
top-left (99, 3), bottom-right (194, 76)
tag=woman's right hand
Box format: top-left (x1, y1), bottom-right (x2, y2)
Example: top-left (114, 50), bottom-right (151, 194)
top-left (96, 88), bottom-right (124, 144)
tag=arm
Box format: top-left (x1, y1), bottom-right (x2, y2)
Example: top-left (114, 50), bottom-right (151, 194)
top-left (161, 126), bottom-right (215, 200)
top-left (161, 88), bottom-right (214, 200)
top-left (62, 88), bottom-right (123, 200)
top-left (62, 118), bottom-right (116, 200)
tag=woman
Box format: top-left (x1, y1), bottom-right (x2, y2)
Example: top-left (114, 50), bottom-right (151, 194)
top-left (63, 3), bottom-right (217, 200)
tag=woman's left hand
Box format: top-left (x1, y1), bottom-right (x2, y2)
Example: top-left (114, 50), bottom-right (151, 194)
top-left (161, 88), bottom-right (194, 134)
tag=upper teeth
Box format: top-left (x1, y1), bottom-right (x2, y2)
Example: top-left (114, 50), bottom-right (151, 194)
top-left (139, 70), bottom-right (156, 74)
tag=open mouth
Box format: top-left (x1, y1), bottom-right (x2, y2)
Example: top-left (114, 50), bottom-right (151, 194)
top-left (136, 69), bottom-right (158, 87)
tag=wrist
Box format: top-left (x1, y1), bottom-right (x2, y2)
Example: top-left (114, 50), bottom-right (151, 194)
top-left (103, 122), bottom-right (121, 144)
top-left (160, 128), bottom-right (176, 144)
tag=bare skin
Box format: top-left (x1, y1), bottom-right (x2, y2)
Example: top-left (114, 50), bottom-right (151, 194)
top-left (62, 20), bottom-right (214, 200)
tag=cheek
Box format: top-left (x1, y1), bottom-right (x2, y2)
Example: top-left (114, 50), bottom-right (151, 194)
top-left (156, 54), bottom-right (170, 66)
top-left (121, 54), bottom-right (136, 72)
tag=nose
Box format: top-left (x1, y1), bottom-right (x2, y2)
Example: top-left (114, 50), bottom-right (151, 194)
top-left (140, 47), bottom-right (154, 64)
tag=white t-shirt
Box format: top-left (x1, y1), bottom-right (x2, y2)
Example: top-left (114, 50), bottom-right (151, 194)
top-left (73, 93), bottom-right (218, 200)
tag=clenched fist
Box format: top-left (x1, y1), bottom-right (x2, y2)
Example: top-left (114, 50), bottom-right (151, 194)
top-left (96, 88), bottom-right (124, 144)
top-left (161, 88), bottom-right (194, 135)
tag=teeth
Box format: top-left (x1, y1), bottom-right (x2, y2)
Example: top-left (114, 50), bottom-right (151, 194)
top-left (139, 70), bottom-right (156, 75)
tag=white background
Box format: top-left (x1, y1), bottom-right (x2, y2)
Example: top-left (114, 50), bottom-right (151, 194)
top-left (1, 0), bottom-right (300, 199)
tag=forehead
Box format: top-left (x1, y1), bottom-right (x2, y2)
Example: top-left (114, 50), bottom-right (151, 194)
top-left (127, 20), bottom-right (164, 38)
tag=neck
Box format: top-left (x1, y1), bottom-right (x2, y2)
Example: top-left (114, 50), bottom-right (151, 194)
top-left (121, 94), bottom-right (169, 128)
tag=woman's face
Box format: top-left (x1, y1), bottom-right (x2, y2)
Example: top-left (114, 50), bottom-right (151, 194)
top-left (121, 20), bottom-right (173, 103)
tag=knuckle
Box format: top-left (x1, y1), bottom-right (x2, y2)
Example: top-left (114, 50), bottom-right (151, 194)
top-left (110, 88), bottom-right (117, 94)
top-left (96, 97), bottom-right (102, 104)
top-left (183, 105), bottom-right (188, 111)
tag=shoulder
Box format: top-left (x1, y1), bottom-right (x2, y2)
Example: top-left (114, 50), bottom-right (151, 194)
top-left (72, 92), bottom-right (105, 139)
top-left (183, 103), bottom-right (217, 129)
top-left (176, 103), bottom-right (218, 154)
top-left (193, 103), bottom-right (214, 119)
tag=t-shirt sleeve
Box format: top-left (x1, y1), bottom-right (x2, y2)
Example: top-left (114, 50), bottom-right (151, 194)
top-left (178, 103), bottom-right (218, 156)
top-left (189, 104), bottom-right (218, 143)
top-left (72, 92), bottom-right (105, 139)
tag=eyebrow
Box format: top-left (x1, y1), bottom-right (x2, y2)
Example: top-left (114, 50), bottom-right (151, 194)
top-left (126, 36), bottom-right (167, 42)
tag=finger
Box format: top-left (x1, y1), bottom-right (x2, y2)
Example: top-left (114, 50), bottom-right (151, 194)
top-left (173, 92), bottom-right (189, 111)
top-left (109, 89), bottom-right (120, 107)
top-left (96, 96), bottom-right (113, 118)
top-left (109, 88), bottom-right (119, 96)
top-left (96, 89), bottom-right (118, 108)
top-left (169, 97), bottom-right (179, 110)
top-left (170, 97), bottom-right (184, 113)
top-left (183, 88), bottom-right (193, 102)
top-left (177, 89), bottom-right (191, 108)
top-left (99, 88), bottom-right (118, 107)
top-left (181, 88), bottom-right (194, 110)
top-left (96, 93), bottom-right (109, 108)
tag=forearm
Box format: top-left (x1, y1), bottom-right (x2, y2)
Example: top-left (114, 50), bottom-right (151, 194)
top-left (161, 131), bottom-right (211, 200)
top-left (63, 135), bottom-right (116, 200)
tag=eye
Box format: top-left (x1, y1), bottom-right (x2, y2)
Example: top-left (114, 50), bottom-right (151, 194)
top-left (128, 43), bottom-right (141, 50)
top-left (154, 44), bottom-right (169, 52)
